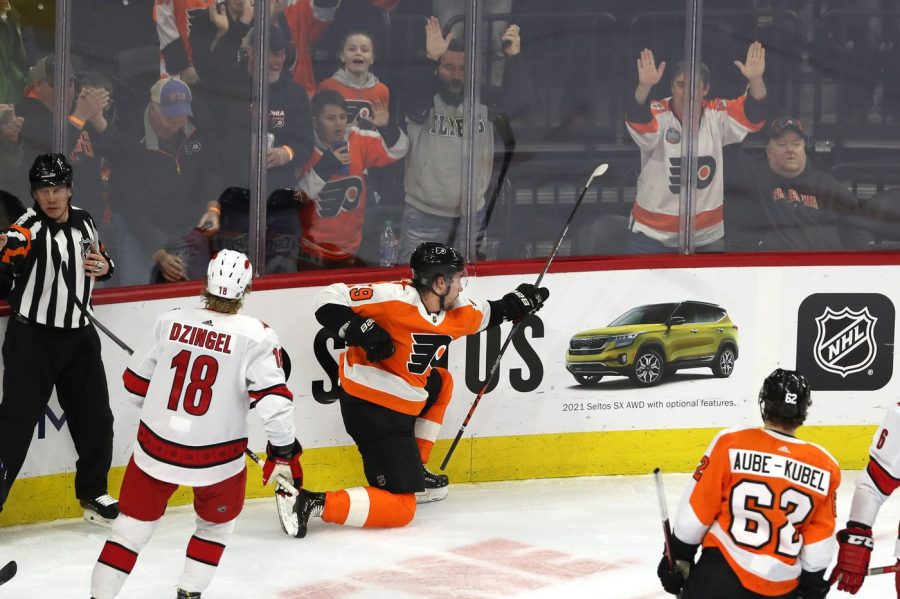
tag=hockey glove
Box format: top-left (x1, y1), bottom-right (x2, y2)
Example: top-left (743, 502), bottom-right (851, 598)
top-left (502, 284), bottom-right (550, 322)
top-left (656, 535), bottom-right (697, 595)
top-left (797, 569), bottom-right (829, 599)
top-left (829, 522), bottom-right (873, 593)
top-left (262, 440), bottom-right (303, 497)
top-left (344, 315), bottom-right (395, 362)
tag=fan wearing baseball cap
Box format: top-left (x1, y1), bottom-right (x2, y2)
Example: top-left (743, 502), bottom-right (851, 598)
top-left (723, 116), bottom-right (870, 251)
top-left (106, 76), bottom-right (223, 286)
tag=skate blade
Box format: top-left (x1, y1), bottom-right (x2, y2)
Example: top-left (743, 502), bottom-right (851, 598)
top-left (83, 509), bottom-right (115, 528)
top-left (415, 486), bottom-right (449, 504)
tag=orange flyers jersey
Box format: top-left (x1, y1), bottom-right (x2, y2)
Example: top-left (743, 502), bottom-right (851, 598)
top-left (849, 403), bottom-right (900, 529)
top-left (625, 95), bottom-right (763, 247)
top-left (317, 76), bottom-right (390, 125)
top-left (153, 0), bottom-right (211, 71)
top-left (315, 280), bottom-right (492, 415)
top-left (673, 427), bottom-right (840, 596)
top-left (283, 0), bottom-right (337, 96)
top-left (297, 126), bottom-right (408, 261)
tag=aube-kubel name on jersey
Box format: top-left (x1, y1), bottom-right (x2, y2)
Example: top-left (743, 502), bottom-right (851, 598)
top-left (169, 322), bottom-right (233, 354)
top-left (728, 448), bottom-right (830, 494)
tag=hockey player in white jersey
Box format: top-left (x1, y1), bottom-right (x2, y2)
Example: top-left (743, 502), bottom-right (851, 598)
top-left (831, 402), bottom-right (900, 596)
top-left (90, 250), bottom-right (301, 599)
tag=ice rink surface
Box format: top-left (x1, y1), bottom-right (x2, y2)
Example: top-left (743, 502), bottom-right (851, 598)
top-left (2, 471), bottom-right (899, 598)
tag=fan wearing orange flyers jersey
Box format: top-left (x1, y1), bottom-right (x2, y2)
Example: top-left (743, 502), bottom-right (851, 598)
top-left (295, 89), bottom-right (407, 268)
top-left (292, 242), bottom-right (548, 537)
top-left (830, 402), bottom-right (900, 596)
top-left (658, 369), bottom-right (840, 599)
top-left (316, 31), bottom-right (390, 129)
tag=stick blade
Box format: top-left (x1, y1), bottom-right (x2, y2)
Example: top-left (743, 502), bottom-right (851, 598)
top-left (588, 163), bottom-right (609, 184)
top-left (0, 560), bottom-right (17, 585)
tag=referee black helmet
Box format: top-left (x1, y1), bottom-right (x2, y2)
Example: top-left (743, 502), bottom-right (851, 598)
top-left (29, 153), bottom-right (73, 195)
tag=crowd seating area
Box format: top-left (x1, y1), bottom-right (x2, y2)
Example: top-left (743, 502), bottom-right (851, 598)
top-left (0, 0), bottom-right (898, 286)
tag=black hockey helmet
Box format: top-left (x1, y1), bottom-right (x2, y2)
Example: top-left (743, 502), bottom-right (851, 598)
top-left (410, 242), bottom-right (465, 290)
top-left (29, 153), bottom-right (73, 194)
top-left (759, 368), bottom-right (811, 427)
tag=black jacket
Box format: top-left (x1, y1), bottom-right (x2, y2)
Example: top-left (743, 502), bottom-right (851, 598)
top-left (723, 146), bottom-right (871, 251)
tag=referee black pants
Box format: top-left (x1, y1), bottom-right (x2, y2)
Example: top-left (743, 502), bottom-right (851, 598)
top-left (0, 317), bottom-right (113, 506)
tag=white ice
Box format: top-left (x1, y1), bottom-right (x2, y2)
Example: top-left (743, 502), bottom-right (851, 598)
top-left (2, 471), bottom-right (898, 598)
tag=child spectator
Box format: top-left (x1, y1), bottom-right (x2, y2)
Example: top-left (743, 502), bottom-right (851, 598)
top-left (317, 30), bottom-right (390, 129)
top-left (295, 89), bottom-right (407, 268)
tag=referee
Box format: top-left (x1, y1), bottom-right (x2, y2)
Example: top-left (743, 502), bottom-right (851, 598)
top-left (0, 153), bottom-right (119, 525)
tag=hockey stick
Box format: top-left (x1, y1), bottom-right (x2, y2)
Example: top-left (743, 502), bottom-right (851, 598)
top-left (868, 563), bottom-right (900, 575)
top-left (483, 112), bottom-right (515, 231)
top-left (440, 163), bottom-right (609, 470)
top-left (654, 468), bottom-right (676, 572)
top-left (59, 262), bottom-right (135, 356)
top-left (0, 560), bottom-right (16, 586)
top-left (244, 449), bottom-right (301, 537)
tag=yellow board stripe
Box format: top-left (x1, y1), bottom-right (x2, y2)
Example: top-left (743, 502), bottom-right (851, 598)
top-left (0, 425), bottom-right (876, 527)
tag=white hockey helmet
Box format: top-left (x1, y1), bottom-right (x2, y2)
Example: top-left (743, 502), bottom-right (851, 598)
top-left (207, 250), bottom-right (253, 299)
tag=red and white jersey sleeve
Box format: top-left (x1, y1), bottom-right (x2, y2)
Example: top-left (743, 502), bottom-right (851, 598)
top-left (625, 95), bottom-right (764, 247)
top-left (122, 307), bottom-right (294, 486)
top-left (673, 427), bottom-right (840, 596)
top-left (315, 281), bottom-right (491, 415)
top-left (849, 403), bottom-right (900, 529)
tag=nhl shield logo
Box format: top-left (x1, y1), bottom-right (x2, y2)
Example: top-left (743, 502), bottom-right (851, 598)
top-left (813, 306), bottom-right (877, 377)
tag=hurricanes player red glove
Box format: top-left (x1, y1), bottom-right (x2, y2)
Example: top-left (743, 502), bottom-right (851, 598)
top-left (829, 522), bottom-right (874, 593)
top-left (262, 440), bottom-right (303, 497)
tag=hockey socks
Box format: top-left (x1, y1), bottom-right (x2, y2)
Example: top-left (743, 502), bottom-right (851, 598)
top-left (322, 487), bottom-right (416, 528)
top-left (177, 517), bottom-right (234, 594)
top-left (91, 514), bottom-right (159, 599)
top-left (415, 368), bottom-right (453, 463)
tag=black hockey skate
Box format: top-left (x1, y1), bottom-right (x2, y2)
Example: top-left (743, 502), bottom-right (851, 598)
top-left (416, 464), bottom-right (449, 504)
top-left (294, 489), bottom-right (325, 539)
top-left (176, 589), bottom-right (201, 598)
top-left (81, 494), bottom-right (119, 526)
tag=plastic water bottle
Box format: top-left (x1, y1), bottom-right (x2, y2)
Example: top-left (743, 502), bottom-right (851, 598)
top-left (379, 220), bottom-right (399, 267)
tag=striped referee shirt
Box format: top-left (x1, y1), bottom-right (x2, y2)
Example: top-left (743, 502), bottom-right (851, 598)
top-left (0, 205), bottom-right (114, 328)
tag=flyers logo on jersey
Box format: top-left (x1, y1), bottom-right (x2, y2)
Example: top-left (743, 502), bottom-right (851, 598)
top-left (315, 177), bottom-right (364, 217)
top-left (667, 156), bottom-right (716, 194)
top-left (407, 333), bottom-right (452, 374)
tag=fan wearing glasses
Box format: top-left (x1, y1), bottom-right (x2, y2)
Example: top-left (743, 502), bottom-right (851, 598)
top-left (723, 117), bottom-right (870, 252)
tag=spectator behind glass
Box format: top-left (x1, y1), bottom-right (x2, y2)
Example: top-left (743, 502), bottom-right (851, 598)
top-left (7, 56), bottom-right (111, 203)
top-left (153, 0), bottom-right (217, 86)
top-left (397, 16), bottom-right (533, 263)
top-left (432, 0), bottom-right (512, 86)
top-left (625, 44), bottom-right (768, 254)
top-left (0, 0), bottom-right (26, 106)
top-left (66, 71), bottom-right (119, 241)
top-left (295, 89), bottom-right (407, 269)
top-left (197, 23), bottom-right (314, 274)
top-left (318, 30), bottom-right (390, 129)
top-left (282, 0), bottom-right (340, 97)
top-left (723, 117), bottom-right (870, 252)
top-left (110, 77), bottom-right (221, 285)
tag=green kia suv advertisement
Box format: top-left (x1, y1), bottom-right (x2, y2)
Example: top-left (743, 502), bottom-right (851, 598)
top-left (565, 301), bottom-right (739, 387)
